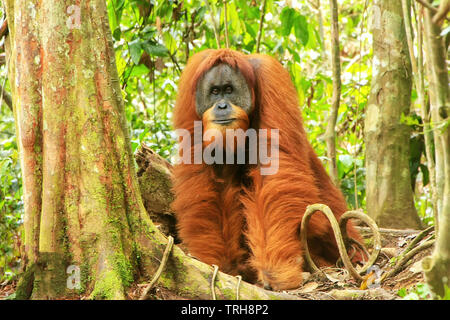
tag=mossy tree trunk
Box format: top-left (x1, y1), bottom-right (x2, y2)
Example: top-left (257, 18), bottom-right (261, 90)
top-left (2, 0), bottom-right (162, 299)
top-left (421, 1), bottom-right (450, 298)
top-left (3, 0), bottom-right (296, 300)
top-left (364, 0), bottom-right (422, 229)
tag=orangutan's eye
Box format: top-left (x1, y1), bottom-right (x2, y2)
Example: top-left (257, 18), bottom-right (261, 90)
top-left (225, 86), bottom-right (233, 94)
top-left (211, 87), bottom-right (220, 95)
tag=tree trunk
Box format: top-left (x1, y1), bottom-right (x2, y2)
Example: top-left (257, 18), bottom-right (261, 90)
top-left (401, 0), bottom-right (439, 230)
top-left (364, 0), bottom-right (422, 229)
top-left (422, 1), bottom-right (450, 298)
top-left (3, 0), bottom-right (297, 300)
top-left (3, 0), bottom-right (158, 299)
top-left (324, 0), bottom-right (341, 187)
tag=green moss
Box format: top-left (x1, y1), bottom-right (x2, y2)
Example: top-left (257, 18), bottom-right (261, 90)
top-left (14, 265), bottom-right (36, 300)
top-left (89, 248), bottom-right (133, 300)
top-left (157, 273), bottom-right (175, 289)
top-left (29, 253), bottom-right (68, 299)
top-left (90, 269), bottom-right (125, 300)
top-left (113, 252), bottom-right (134, 287)
top-left (216, 286), bottom-right (235, 299)
top-left (80, 260), bottom-right (91, 293)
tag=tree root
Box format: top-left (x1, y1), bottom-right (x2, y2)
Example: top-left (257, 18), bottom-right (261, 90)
top-left (300, 204), bottom-right (381, 283)
top-left (210, 264), bottom-right (219, 300)
top-left (140, 236), bottom-right (175, 300)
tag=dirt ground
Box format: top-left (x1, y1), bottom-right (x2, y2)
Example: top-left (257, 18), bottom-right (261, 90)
top-left (0, 225), bottom-right (434, 300)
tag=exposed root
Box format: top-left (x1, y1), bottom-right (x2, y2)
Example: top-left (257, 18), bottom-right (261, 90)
top-left (210, 264), bottom-right (219, 300)
top-left (300, 204), bottom-right (381, 283)
top-left (140, 235), bottom-right (175, 300)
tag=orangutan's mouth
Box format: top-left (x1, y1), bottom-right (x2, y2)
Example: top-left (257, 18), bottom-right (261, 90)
top-left (213, 118), bottom-right (236, 125)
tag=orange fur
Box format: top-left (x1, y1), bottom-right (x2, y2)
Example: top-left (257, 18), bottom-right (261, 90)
top-left (171, 49), bottom-right (363, 290)
top-left (202, 103), bottom-right (250, 151)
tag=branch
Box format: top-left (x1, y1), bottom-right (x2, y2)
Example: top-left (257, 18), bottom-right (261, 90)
top-left (432, 0), bottom-right (450, 24)
top-left (223, 0), bottom-right (230, 48)
top-left (381, 239), bottom-right (435, 282)
top-left (379, 227), bottom-right (435, 282)
top-left (204, 0), bottom-right (221, 48)
top-left (415, 0), bottom-right (438, 13)
top-left (255, 0), bottom-right (267, 53)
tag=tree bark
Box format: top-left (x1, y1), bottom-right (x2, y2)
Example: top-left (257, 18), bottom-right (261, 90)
top-left (422, 1), bottom-right (450, 298)
top-left (3, 0), bottom-right (298, 300)
top-left (402, 0), bottom-right (439, 228)
top-left (364, 0), bottom-right (422, 229)
top-left (3, 0), bottom-right (157, 299)
top-left (324, 0), bottom-right (341, 187)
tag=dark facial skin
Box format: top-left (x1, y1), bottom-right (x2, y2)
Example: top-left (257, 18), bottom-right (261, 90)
top-left (195, 64), bottom-right (253, 123)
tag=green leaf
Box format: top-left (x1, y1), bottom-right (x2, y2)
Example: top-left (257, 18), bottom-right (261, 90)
top-left (397, 288), bottom-right (407, 298)
top-left (439, 285), bottom-right (450, 300)
top-left (244, 21), bottom-right (257, 38)
top-left (338, 154), bottom-right (354, 172)
top-left (4, 293), bottom-right (16, 300)
top-left (128, 39), bottom-right (142, 65)
top-left (129, 64), bottom-right (150, 77)
top-left (142, 41), bottom-right (169, 57)
top-left (112, 27), bottom-right (122, 41)
top-left (280, 7), bottom-right (295, 36)
top-left (294, 14), bottom-right (309, 46)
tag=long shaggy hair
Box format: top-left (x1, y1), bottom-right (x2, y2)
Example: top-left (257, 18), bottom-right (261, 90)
top-left (171, 49), bottom-right (362, 290)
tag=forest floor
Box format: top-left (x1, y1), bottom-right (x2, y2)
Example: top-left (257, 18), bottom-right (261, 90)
top-left (0, 225), bottom-right (433, 300)
top-left (128, 226), bottom-right (432, 300)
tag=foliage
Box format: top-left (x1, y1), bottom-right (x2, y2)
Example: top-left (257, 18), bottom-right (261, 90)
top-left (398, 283), bottom-right (450, 300)
top-left (0, 105), bottom-right (23, 282)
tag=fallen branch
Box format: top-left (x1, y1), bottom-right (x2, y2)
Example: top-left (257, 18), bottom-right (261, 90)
top-left (401, 226), bottom-right (434, 255)
top-left (355, 226), bottom-right (422, 236)
top-left (328, 288), bottom-right (398, 300)
top-left (381, 238), bottom-right (435, 282)
top-left (380, 227), bottom-right (435, 282)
